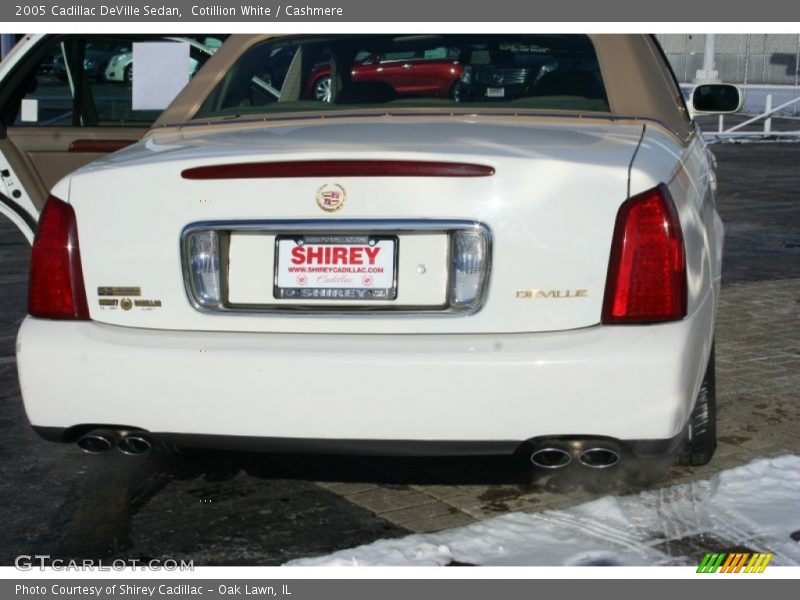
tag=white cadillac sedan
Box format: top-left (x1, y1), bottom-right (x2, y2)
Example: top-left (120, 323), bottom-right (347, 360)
top-left (16, 34), bottom-right (740, 473)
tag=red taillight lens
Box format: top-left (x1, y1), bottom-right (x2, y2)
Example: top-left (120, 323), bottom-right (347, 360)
top-left (602, 184), bottom-right (686, 324)
top-left (28, 195), bottom-right (89, 320)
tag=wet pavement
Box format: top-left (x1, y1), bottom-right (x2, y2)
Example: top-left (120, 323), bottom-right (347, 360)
top-left (0, 143), bottom-right (798, 564)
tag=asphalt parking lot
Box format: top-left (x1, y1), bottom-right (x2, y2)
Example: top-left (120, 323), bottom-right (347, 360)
top-left (1, 142), bottom-right (798, 565)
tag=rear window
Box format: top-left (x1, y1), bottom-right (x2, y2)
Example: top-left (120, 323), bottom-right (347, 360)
top-left (195, 34), bottom-right (609, 119)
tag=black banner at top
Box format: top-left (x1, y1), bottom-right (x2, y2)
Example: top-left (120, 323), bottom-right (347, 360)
top-left (2, 0), bottom-right (800, 22)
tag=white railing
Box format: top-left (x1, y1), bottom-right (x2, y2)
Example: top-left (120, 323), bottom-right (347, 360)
top-left (703, 93), bottom-right (800, 141)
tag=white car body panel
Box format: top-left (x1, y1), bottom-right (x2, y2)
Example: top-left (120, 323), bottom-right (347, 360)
top-left (18, 285), bottom-right (713, 441)
top-left (103, 52), bottom-right (133, 82)
top-left (0, 150), bottom-right (39, 243)
top-left (68, 119), bottom-right (646, 334)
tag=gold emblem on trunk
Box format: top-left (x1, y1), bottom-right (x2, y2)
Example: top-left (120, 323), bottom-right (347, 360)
top-left (516, 289), bottom-right (589, 299)
top-left (316, 184), bottom-right (346, 212)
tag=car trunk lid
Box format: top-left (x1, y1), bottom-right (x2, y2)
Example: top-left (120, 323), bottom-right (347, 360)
top-left (69, 117), bottom-right (643, 334)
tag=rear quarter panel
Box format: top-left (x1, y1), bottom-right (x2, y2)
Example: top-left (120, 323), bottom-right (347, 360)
top-left (628, 126), bottom-right (722, 409)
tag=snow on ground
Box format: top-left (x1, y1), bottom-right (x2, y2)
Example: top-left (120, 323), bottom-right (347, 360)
top-left (288, 455), bottom-right (800, 566)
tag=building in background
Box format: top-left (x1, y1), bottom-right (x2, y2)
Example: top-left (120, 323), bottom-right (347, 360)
top-left (656, 34), bottom-right (800, 86)
top-left (657, 34), bottom-right (800, 115)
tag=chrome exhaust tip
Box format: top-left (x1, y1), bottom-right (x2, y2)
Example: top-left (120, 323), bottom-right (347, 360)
top-left (77, 429), bottom-right (120, 454)
top-left (117, 434), bottom-right (152, 456)
top-left (530, 447), bottom-right (573, 469)
top-left (578, 447), bottom-right (621, 469)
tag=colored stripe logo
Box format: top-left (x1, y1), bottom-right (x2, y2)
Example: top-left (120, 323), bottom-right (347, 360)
top-left (697, 552), bottom-right (773, 573)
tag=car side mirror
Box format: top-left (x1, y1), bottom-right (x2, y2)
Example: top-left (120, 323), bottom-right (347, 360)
top-left (690, 83), bottom-right (743, 116)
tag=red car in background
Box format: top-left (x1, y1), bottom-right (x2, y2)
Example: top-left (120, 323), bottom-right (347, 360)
top-left (305, 47), bottom-right (464, 102)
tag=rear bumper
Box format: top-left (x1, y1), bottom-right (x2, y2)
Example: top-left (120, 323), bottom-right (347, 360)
top-left (16, 290), bottom-right (714, 452)
top-left (30, 428), bottom-right (687, 458)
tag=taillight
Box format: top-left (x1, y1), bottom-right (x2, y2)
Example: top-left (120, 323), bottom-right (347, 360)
top-left (602, 184), bottom-right (686, 324)
top-left (28, 195), bottom-right (90, 320)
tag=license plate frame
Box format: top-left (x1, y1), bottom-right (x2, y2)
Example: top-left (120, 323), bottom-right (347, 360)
top-left (273, 234), bottom-right (399, 301)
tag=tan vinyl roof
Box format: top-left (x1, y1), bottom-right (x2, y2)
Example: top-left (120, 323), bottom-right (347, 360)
top-left (152, 34), bottom-right (693, 145)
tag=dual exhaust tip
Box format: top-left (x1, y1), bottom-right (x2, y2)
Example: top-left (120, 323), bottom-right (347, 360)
top-left (530, 445), bottom-right (621, 470)
top-left (77, 429), bottom-right (152, 455)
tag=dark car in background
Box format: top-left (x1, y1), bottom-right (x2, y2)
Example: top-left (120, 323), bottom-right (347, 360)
top-left (455, 38), bottom-right (606, 105)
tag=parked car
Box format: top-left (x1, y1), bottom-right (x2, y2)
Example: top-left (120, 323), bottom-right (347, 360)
top-left (454, 40), bottom-right (604, 103)
top-left (0, 34), bottom-right (226, 243)
top-left (13, 34), bottom-right (742, 476)
top-left (249, 45), bottom-right (464, 103)
top-left (306, 46), bottom-right (464, 102)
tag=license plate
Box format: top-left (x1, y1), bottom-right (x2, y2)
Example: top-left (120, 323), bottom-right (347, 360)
top-left (486, 87), bottom-right (505, 98)
top-left (274, 235), bottom-right (397, 301)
